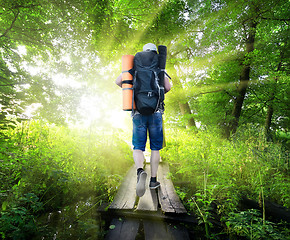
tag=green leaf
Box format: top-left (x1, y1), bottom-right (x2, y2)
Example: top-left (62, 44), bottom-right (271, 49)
top-left (2, 201), bottom-right (8, 211)
top-left (109, 225), bottom-right (116, 230)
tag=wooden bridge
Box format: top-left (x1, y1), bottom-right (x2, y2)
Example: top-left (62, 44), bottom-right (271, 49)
top-left (100, 157), bottom-right (197, 239)
top-left (98, 155), bottom-right (290, 239)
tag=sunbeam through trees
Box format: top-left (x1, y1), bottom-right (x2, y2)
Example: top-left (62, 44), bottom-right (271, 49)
top-left (0, 0), bottom-right (289, 239)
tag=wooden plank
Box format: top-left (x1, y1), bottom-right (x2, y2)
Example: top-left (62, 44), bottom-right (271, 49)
top-left (136, 164), bottom-right (158, 211)
top-left (143, 220), bottom-right (171, 239)
top-left (105, 218), bottom-right (139, 240)
top-left (157, 163), bottom-right (187, 214)
top-left (100, 208), bottom-right (197, 224)
top-left (109, 165), bottom-right (137, 210)
top-left (157, 185), bottom-right (175, 213)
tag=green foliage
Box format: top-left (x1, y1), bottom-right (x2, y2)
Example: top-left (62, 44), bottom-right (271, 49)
top-left (1, 0), bottom-right (289, 137)
top-left (0, 1), bottom-right (289, 237)
top-left (87, 0), bottom-right (190, 61)
top-left (162, 127), bottom-right (289, 238)
top-left (0, 120), bottom-right (132, 239)
top-left (163, 0), bottom-right (290, 137)
top-left (0, 193), bottom-right (42, 240)
top-left (226, 209), bottom-right (288, 240)
top-left (0, 0), bottom-right (101, 125)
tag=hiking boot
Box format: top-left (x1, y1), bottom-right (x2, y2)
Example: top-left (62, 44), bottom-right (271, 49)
top-left (136, 170), bottom-right (147, 197)
top-left (149, 181), bottom-right (160, 189)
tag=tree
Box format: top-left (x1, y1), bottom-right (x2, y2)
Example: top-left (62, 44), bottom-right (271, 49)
top-left (0, 0), bottom-right (97, 125)
top-left (179, 0), bottom-right (289, 137)
top-left (166, 49), bottom-right (197, 129)
top-left (1, 0), bottom-right (289, 136)
top-left (87, 0), bottom-right (197, 128)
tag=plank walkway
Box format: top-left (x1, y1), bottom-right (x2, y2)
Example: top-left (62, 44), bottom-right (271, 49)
top-left (101, 158), bottom-right (196, 239)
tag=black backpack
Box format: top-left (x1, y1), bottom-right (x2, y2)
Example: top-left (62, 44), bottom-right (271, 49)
top-left (132, 51), bottom-right (164, 115)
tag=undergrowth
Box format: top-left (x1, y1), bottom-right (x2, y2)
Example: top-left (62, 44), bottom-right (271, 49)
top-left (0, 120), bottom-right (132, 239)
top-left (162, 127), bottom-right (289, 239)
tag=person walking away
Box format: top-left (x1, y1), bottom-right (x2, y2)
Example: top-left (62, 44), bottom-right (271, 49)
top-left (116, 43), bottom-right (171, 197)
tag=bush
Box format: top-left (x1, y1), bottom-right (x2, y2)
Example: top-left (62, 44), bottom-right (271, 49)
top-left (162, 127), bottom-right (289, 238)
top-left (0, 120), bottom-right (132, 239)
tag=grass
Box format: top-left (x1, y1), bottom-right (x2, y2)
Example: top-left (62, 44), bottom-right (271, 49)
top-left (162, 127), bottom-right (289, 239)
top-left (0, 120), bottom-right (132, 239)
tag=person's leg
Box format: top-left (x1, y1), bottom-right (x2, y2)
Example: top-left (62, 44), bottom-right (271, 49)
top-left (134, 149), bottom-right (147, 197)
top-left (148, 113), bottom-right (163, 189)
top-left (132, 114), bottom-right (147, 170)
top-left (132, 114), bottom-right (148, 197)
top-left (133, 149), bottom-right (145, 169)
top-left (150, 150), bottom-right (160, 177)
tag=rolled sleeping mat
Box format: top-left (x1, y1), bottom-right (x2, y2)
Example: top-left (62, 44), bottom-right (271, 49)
top-left (158, 45), bottom-right (167, 68)
top-left (158, 45), bottom-right (167, 87)
top-left (158, 45), bottom-right (167, 106)
top-left (122, 55), bottom-right (136, 111)
top-left (158, 47), bottom-right (167, 142)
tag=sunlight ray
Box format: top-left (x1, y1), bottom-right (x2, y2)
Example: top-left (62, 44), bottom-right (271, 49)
top-left (171, 76), bottom-right (272, 102)
top-left (95, 0), bottom-right (171, 56)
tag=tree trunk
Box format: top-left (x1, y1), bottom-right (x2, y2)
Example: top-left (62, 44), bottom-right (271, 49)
top-left (167, 60), bottom-right (197, 129)
top-left (264, 59), bottom-right (282, 140)
top-left (225, 20), bottom-right (257, 137)
top-left (264, 103), bottom-right (274, 139)
top-left (179, 102), bottom-right (196, 128)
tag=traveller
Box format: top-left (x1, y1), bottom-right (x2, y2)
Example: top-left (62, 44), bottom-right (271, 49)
top-left (115, 43), bottom-right (171, 197)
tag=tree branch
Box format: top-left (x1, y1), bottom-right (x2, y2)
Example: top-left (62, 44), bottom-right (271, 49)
top-left (198, 88), bottom-right (224, 95)
top-left (261, 17), bottom-right (290, 22)
top-left (0, 83), bottom-right (28, 87)
top-left (0, 9), bottom-right (20, 38)
top-left (13, 4), bottom-right (41, 9)
top-left (240, 97), bottom-right (277, 125)
top-left (240, 104), bottom-right (265, 125)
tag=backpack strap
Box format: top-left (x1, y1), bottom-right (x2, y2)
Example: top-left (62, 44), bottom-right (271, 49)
top-left (153, 71), bottom-right (162, 113)
top-left (121, 68), bottom-right (135, 86)
top-left (122, 68), bottom-right (135, 75)
top-left (131, 70), bottom-right (137, 116)
top-left (121, 80), bottom-right (133, 86)
top-left (160, 69), bottom-right (171, 79)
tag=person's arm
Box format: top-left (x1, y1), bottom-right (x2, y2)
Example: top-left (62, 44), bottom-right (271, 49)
top-left (115, 73), bottom-right (122, 88)
top-left (164, 76), bottom-right (171, 93)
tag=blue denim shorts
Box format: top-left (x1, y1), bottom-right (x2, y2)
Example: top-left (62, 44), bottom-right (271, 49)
top-left (132, 112), bottom-right (163, 151)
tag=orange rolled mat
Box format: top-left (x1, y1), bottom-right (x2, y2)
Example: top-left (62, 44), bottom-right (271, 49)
top-left (122, 55), bottom-right (135, 111)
